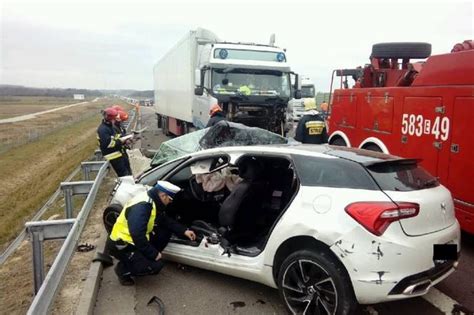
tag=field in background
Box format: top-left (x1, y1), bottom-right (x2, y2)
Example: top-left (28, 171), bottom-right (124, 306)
top-left (0, 96), bottom-right (87, 119)
top-left (0, 97), bottom-right (126, 154)
top-left (0, 97), bottom-right (130, 249)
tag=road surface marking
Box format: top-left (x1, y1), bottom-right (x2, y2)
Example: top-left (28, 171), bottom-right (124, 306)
top-left (422, 287), bottom-right (462, 314)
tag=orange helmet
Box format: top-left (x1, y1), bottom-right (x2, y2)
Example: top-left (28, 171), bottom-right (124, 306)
top-left (209, 103), bottom-right (222, 116)
top-left (103, 107), bottom-right (118, 121)
top-left (117, 110), bottom-right (129, 122)
top-left (111, 105), bottom-right (125, 112)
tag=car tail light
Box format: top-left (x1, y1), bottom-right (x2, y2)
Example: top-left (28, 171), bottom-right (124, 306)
top-left (345, 202), bottom-right (419, 236)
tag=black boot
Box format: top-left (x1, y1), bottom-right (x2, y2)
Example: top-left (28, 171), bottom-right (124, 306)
top-left (114, 262), bottom-right (135, 286)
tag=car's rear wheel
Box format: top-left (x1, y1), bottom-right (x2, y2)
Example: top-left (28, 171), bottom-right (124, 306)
top-left (278, 250), bottom-right (356, 315)
top-left (103, 204), bottom-right (122, 234)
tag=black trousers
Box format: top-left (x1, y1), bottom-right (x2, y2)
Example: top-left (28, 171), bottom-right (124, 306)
top-left (109, 156), bottom-right (132, 177)
top-left (109, 227), bottom-right (172, 277)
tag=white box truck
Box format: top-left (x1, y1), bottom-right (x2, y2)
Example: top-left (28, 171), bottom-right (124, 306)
top-left (288, 77), bottom-right (315, 122)
top-left (153, 28), bottom-right (301, 136)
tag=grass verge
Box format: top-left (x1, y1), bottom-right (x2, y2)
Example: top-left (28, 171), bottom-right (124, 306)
top-left (0, 115), bottom-right (100, 248)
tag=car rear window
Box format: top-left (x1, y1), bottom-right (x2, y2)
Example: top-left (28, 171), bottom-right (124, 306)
top-left (366, 160), bottom-right (439, 191)
top-left (292, 154), bottom-right (378, 190)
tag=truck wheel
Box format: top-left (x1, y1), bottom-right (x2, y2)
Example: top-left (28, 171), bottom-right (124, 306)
top-left (162, 117), bottom-right (172, 136)
top-left (157, 114), bottom-right (162, 128)
top-left (103, 204), bottom-right (122, 234)
top-left (371, 42), bottom-right (431, 59)
top-left (278, 250), bottom-right (357, 315)
top-left (331, 138), bottom-right (347, 147)
top-left (183, 122), bottom-right (189, 134)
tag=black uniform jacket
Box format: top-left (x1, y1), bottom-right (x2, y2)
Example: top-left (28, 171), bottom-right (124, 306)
top-left (97, 120), bottom-right (123, 155)
top-left (206, 112), bottom-right (226, 128)
top-left (126, 187), bottom-right (187, 261)
top-left (294, 113), bottom-right (329, 144)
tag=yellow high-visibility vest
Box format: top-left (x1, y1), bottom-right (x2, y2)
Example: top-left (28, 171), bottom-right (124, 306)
top-left (110, 191), bottom-right (156, 245)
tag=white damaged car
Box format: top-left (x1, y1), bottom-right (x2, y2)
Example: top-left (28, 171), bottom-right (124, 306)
top-left (104, 144), bottom-right (460, 314)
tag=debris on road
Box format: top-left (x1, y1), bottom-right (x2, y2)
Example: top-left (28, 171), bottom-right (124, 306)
top-left (147, 296), bottom-right (165, 315)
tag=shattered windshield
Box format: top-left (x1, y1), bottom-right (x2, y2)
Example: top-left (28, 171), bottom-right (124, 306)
top-left (211, 69), bottom-right (291, 97)
top-left (151, 121), bottom-right (288, 166)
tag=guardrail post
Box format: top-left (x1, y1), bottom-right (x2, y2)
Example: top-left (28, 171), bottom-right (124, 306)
top-left (60, 181), bottom-right (94, 219)
top-left (63, 187), bottom-right (74, 219)
top-left (26, 219), bottom-right (75, 294)
top-left (81, 161), bottom-right (105, 181)
top-left (94, 149), bottom-right (103, 161)
top-left (26, 162), bottom-right (108, 315)
top-left (31, 230), bottom-right (44, 294)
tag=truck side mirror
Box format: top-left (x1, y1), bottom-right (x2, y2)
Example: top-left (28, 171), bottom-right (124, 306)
top-left (294, 73), bottom-right (302, 99)
top-left (194, 87), bottom-right (204, 96)
top-left (194, 69), bottom-right (201, 87)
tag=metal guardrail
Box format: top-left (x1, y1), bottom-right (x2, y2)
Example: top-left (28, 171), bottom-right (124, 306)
top-left (1, 107), bottom-right (137, 313)
top-left (25, 160), bottom-right (109, 315)
top-left (0, 167), bottom-right (82, 265)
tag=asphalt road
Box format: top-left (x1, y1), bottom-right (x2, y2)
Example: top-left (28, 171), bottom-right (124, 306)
top-left (94, 107), bottom-right (474, 315)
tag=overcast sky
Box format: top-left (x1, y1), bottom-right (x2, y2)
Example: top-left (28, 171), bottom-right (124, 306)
top-left (1, 0), bottom-right (472, 91)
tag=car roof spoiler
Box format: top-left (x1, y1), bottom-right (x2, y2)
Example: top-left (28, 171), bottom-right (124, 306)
top-left (363, 158), bottom-right (422, 167)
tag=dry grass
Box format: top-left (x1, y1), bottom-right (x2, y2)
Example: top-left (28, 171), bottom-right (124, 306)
top-left (0, 172), bottom-right (116, 315)
top-left (0, 98), bottom-right (130, 248)
top-left (0, 98), bottom-right (130, 153)
top-left (0, 97), bottom-right (132, 313)
top-left (0, 116), bottom-right (99, 247)
top-left (0, 96), bottom-right (84, 119)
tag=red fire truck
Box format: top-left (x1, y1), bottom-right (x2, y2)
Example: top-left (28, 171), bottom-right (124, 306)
top-left (327, 40), bottom-right (474, 234)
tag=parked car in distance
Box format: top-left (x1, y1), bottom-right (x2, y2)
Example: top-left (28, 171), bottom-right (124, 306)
top-left (105, 144), bottom-right (460, 314)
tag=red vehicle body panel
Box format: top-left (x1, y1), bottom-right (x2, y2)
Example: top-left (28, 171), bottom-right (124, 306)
top-left (328, 43), bottom-right (474, 233)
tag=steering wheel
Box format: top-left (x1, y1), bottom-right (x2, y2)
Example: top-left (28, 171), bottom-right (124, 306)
top-left (189, 176), bottom-right (209, 202)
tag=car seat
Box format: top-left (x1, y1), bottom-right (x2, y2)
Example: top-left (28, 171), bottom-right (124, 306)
top-left (218, 157), bottom-right (266, 243)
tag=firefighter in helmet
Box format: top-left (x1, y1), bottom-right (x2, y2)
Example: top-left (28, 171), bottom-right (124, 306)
top-left (206, 104), bottom-right (226, 128)
top-left (97, 107), bottom-right (132, 177)
top-left (294, 99), bottom-right (329, 144)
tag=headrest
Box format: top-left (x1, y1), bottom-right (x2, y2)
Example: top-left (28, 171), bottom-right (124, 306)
top-left (237, 157), bottom-right (263, 181)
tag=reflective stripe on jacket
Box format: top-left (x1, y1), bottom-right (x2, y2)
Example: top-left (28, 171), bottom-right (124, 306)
top-left (110, 191), bottom-right (156, 245)
top-left (104, 151), bottom-right (123, 160)
top-left (97, 121), bottom-right (123, 160)
top-left (294, 113), bottom-right (329, 144)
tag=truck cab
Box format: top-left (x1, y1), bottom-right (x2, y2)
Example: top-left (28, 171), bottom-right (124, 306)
top-left (195, 42), bottom-right (300, 135)
top-left (289, 78), bottom-right (315, 122)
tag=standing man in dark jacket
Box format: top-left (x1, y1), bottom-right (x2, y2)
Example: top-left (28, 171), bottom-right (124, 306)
top-left (109, 181), bottom-right (196, 285)
top-left (294, 99), bottom-right (329, 144)
top-left (97, 107), bottom-right (132, 177)
top-left (206, 104), bottom-right (226, 128)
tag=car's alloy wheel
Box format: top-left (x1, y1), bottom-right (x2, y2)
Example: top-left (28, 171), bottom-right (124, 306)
top-left (282, 259), bottom-right (337, 315)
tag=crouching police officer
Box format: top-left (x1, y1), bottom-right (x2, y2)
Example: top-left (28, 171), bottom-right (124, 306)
top-left (109, 181), bottom-right (196, 285)
top-left (294, 99), bottom-right (329, 144)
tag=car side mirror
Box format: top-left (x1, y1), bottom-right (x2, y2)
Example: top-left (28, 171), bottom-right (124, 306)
top-left (194, 87), bottom-right (204, 96)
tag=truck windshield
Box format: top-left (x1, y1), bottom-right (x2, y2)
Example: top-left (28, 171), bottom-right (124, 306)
top-left (211, 69), bottom-right (291, 97)
top-left (301, 85), bottom-right (315, 98)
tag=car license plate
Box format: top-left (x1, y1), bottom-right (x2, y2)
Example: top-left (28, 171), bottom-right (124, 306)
top-left (433, 244), bottom-right (457, 264)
